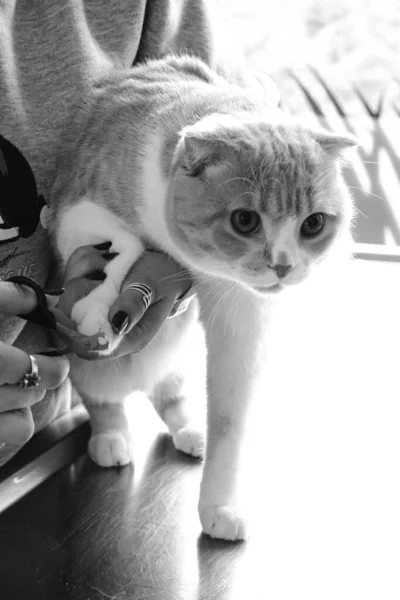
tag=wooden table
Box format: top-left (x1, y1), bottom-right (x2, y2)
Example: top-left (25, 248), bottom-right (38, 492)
top-left (0, 256), bottom-right (399, 600)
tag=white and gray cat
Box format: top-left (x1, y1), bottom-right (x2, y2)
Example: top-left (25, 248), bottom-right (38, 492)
top-left (48, 55), bottom-right (355, 540)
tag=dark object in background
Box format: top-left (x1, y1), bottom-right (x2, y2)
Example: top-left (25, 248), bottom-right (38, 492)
top-left (0, 134), bottom-right (45, 244)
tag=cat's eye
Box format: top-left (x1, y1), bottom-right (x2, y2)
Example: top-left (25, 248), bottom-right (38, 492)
top-left (230, 209), bottom-right (261, 235)
top-left (300, 213), bottom-right (325, 238)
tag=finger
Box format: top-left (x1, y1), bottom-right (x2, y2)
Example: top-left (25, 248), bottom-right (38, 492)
top-left (117, 297), bottom-right (174, 354)
top-left (57, 276), bottom-right (98, 318)
top-left (0, 385), bottom-right (46, 411)
top-left (0, 281), bottom-right (39, 315)
top-left (0, 279), bottom-right (62, 315)
top-left (0, 407), bottom-right (34, 444)
top-left (0, 342), bottom-right (70, 390)
top-left (108, 278), bottom-right (155, 336)
top-left (121, 251), bottom-right (192, 302)
top-left (107, 250), bottom-right (189, 336)
top-left (64, 245), bottom-right (111, 282)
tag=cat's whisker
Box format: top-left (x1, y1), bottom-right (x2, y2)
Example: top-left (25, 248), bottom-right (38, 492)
top-left (347, 186), bottom-right (384, 202)
top-left (314, 165), bottom-right (335, 187)
top-left (263, 176), bottom-right (282, 189)
top-left (260, 158), bottom-right (291, 181)
top-left (258, 154), bottom-right (271, 181)
top-left (208, 281), bottom-right (235, 332)
top-left (156, 270), bottom-right (193, 284)
top-left (235, 189), bottom-right (260, 203)
top-left (265, 160), bottom-right (291, 165)
top-left (221, 283), bottom-right (237, 338)
top-left (247, 154), bottom-right (259, 186)
top-left (219, 284), bottom-right (236, 335)
top-left (156, 265), bottom-right (231, 288)
top-left (208, 291), bottom-right (225, 332)
top-left (353, 206), bottom-right (368, 219)
top-left (196, 278), bottom-right (229, 318)
top-left (218, 176), bottom-right (256, 189)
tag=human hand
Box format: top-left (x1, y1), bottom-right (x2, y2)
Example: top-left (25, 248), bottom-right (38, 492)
top-left (58, 243), bottom-right (193, 359)
top-left (0, 281), bottom-right (70, 445)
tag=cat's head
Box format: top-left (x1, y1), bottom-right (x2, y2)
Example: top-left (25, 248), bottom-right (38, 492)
top-left (166, 113), bottom-right (356, 294)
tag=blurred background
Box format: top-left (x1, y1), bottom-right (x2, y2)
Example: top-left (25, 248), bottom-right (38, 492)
top-left (218, 0), bottom-right (400, 104)
top-left (217, 0), bottom-right (400, 249)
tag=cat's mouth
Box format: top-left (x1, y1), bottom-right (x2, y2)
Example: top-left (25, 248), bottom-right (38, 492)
top-left (254, 283), bottom-right (282, 294)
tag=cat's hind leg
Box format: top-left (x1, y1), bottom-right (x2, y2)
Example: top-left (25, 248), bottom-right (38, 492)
top-left (151, 371), bottom-right (206, 458)
top-left (69, 354), bottom-right (140, 468)
top-left (150, 317), bottom-right (207, 458)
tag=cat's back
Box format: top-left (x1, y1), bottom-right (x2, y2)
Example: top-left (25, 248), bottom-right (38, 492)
top-left (50, 55), bottom-right (260, 199)
top-left (81, 55), bottom-right (262, 137)
top-left (51, 56), bottom-right (232, 178)
top-left (79, 55), bottom-right (225, 123)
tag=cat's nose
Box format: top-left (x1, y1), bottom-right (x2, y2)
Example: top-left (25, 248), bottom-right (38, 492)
top-left (270, 263), bottom-right (293, 279)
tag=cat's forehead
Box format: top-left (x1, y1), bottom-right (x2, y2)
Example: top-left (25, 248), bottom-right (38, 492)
top-left (231, 128), bottom-right (334, 218)
top-left (255, 127), bottom-right (319, 182)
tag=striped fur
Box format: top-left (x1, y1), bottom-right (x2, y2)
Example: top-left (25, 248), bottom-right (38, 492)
top-left (48, 55), bottom-right (356, 541)
top-left (50, 55), bottom-right (355, 293)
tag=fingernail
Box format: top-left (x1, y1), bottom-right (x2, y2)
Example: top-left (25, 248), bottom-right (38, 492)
top-left (43, 287), bottom-right (65, 296)
top-left (104, 252), bottom-right (119, 261)
top-left (87, 270), bottom-right (107, 281)
top-left (93, 241), bottom-right (112, 250)
top-left (111, 311), bottom-right (130, 335)
top-left (38, 347), bottom-right (65, 357)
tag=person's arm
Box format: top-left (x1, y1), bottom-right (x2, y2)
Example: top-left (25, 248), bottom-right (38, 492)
top-left (58, 245), bottom-right (193, 359)
top-left (0, 282), bottom-right (70, 445)
top-left (0, 242), bottom-right (192, 447)
top-left (135, 0), bottom-right (280, 104)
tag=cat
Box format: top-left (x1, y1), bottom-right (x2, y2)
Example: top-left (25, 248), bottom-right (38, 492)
top-left (48, 55), bottom-right (356, 541)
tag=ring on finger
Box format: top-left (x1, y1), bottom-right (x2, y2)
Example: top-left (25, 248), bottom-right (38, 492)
top-left (18, 354), bottom-right (41, 389)
top-left (121, 283), bottom-right (153, 311)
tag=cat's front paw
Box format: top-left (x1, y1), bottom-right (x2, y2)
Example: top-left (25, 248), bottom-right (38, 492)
top-left (172, 425), bottom-right (205, 458)
top-left (199, 505), bottom-right (248, 541)
top-left (72, 298), bottom-right (106, 333)
top-left (88, 431), bottom-right (133, 467)
top-left (71, 298), bottom-right (119, 352)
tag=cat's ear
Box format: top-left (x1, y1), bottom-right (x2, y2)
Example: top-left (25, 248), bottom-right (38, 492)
top-left (182, 134), bottom-right (221, 177)
top-left (179, 115), bottom-right (240, 176)
top-left (313, 131), bottom-right (358, 158)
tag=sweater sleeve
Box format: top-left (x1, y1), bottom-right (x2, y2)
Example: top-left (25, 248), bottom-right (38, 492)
top-left (134, 0), bottom-right (280, 105)
top-left (0, 0), bottom-right (278, 467)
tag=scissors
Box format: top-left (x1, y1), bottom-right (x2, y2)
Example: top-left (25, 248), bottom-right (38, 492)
top-left (7, 275), bottom-right (109, 357)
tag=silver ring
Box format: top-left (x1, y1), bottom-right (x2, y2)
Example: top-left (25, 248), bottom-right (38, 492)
top-left (122, 283), bottom-right (153, 310)
top-left (18, 355), bottom-right (41, 389)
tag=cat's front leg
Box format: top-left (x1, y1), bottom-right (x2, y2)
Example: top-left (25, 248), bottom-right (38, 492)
top-left (55, 200), bottom-right (144, 354)
top-left (86, 400), bottom-right (133, 467)
top-left (71, 232), bottom-right (144, 353)
top-left (196, 279), bottom-right (270, 541)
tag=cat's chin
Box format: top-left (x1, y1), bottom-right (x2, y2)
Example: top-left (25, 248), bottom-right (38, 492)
top-left (252, 283), bottom-right (283, 295)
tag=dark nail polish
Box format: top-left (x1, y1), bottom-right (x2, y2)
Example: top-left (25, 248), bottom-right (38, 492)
top-left (38, 348), bottom-right (64, 357)
top-left (43, 287), bottom-right (65, 296)
top-left (93, 241), bottom-right (112, 250)
top-left (111, 311), bottom-right (130, 335)
top-left (104, 252), bottom-right (119, 261)
top-left (87, 270), bottom-right (107, 281)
